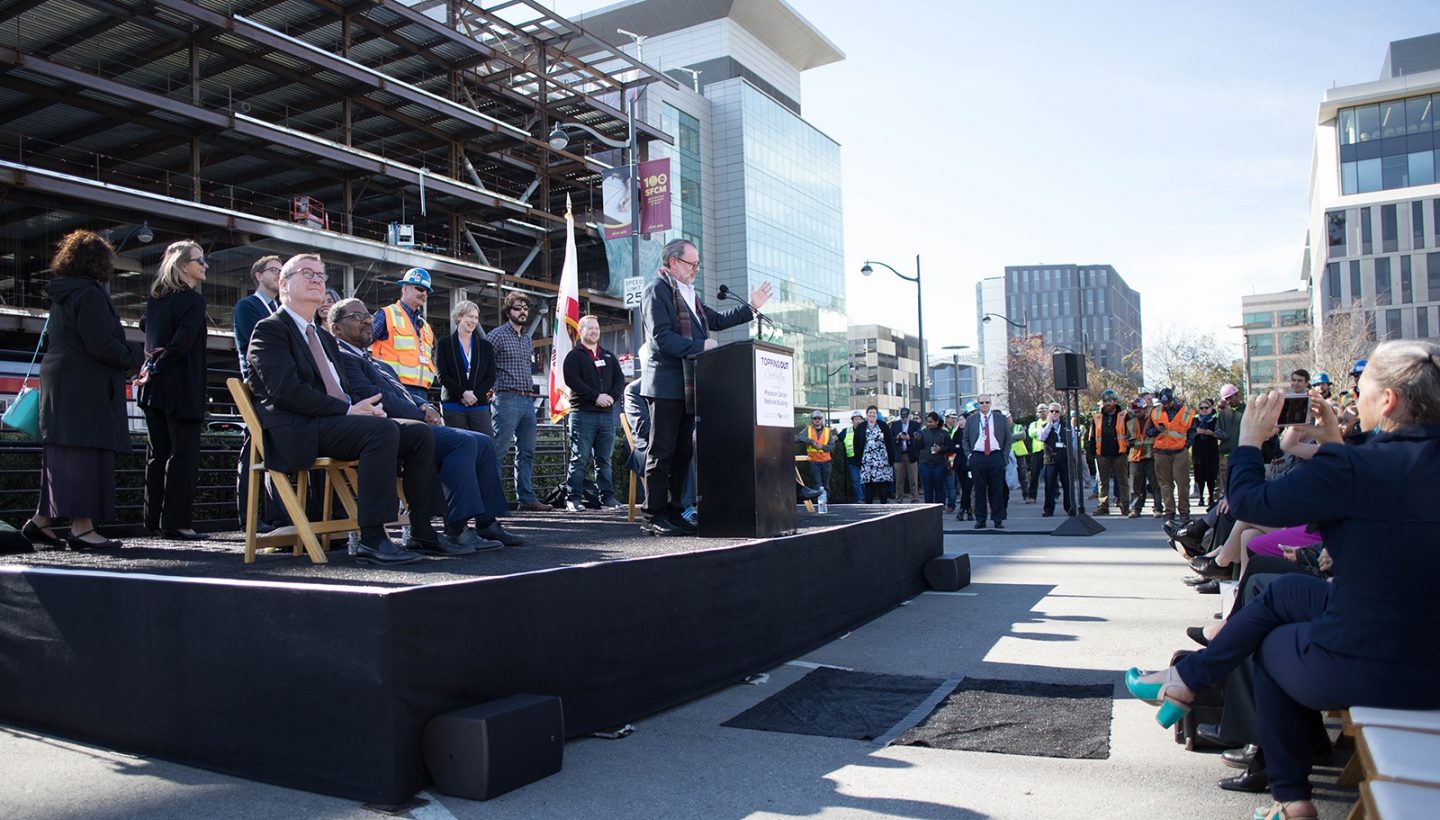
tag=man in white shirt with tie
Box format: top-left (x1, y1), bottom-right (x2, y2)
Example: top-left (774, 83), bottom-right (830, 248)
top-left (962, 394), bottom-right (1012, 529)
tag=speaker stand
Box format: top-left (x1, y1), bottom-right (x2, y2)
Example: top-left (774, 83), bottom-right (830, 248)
top-left (1050, 387), bottom-right (1105, 537)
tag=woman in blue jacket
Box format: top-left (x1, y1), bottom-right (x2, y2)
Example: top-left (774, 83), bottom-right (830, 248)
top-left (1125, 339), bottom-right (1440, 820)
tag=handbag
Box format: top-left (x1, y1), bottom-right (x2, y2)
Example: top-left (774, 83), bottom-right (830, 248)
top-left (2, 315), bottom-right (47, 438)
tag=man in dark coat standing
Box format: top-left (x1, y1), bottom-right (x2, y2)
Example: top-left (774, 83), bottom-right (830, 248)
top-left (245, 253), bottom-right (445, 565)
top-left (963, 394), bottom-right (1013, 529)
top-left (638, 239), bottom-right (772, 535)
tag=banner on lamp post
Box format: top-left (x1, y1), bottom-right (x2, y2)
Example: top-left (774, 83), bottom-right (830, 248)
top-left (600, 158), bottom-right (671, 240)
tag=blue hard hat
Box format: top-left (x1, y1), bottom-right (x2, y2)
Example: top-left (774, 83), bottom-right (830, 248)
top-left (964, 400), bottom-right (979, 413)
top-left (396, 267), bottom-right (433, 291)
top-left (1351, 359), bottom-right (1366, 376)
top-left (1312, 372), bottom-right (1332, 385)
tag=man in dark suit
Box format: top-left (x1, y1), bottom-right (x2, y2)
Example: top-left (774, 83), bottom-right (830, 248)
top-left (329, 297), bottom-right (525, 550)
top-left (233, 255), bottom-right (283, 527)
top-left (245, 253), bottom-right (446, 565)
top-left (1038, 401), bottom-right (1077, 517)
top-left (889, 407), bottom-right (921, 502)
top-left (963, 394), bottom-right (1013, 529)
top-left (638, 239), bottom-right (772, 535)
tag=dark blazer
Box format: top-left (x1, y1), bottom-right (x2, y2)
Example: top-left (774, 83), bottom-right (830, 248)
top-left (563, 344), bottom-right (624, 413)
top-left (1226, 426), bottom-right (1440, 668)
top-left (38, 276), bottom-right (145, 452)
top-left (139, 287), bottom-right (208, 420)
top-left (890, 417), bottom-right (921, 462)
top-left (963, 410), bottom-right (1013, 454)
top-left (434, 331), bottom-right (496, 404)
top-left (334, 342), bottom-right (425, 423)
top-left (244, 310), bottom-right (353, 474)
top-left (639, 273), bottom-right (752, 401)
top-left (1038, 418), bottom-right (1076, 465)
top-left (232, 292), bottom-right (276, 379)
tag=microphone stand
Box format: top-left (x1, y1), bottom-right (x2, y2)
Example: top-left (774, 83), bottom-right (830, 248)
top-left (717, 285), bottom-right (775, 342)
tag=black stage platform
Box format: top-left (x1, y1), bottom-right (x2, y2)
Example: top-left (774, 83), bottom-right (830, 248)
top-left (0, 504), bottom-right (941, 804)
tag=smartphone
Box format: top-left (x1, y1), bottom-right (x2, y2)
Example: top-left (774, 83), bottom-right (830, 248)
top-left (1277, 393), bottom-right (1310, 426)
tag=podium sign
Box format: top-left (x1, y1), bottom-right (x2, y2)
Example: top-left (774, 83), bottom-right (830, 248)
top-left (695, 340), bottom-right (796, 538)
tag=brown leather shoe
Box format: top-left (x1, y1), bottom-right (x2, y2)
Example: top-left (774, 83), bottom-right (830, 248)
top-left (519, 501), bottom-right (552, 512)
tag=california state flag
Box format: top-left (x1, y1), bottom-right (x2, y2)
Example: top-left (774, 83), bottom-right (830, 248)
top-left (548, 194), bottom-right (581, 422)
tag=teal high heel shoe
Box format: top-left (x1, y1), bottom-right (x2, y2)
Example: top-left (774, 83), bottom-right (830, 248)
top-left (1124, 666), bottom-right (1192, 728)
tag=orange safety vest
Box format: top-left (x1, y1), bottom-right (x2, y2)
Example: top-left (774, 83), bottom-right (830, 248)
top-left (1151, 404), bottom-right (1195, 452)
top-left (804, 425), bottom-right (832, 462)
top-left (370, 302), bottom-right (436, 388)
top-left (1092, 409), bottom-right (1129, 455)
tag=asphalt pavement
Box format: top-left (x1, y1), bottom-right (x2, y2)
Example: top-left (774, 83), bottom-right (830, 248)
top-left (0, 495), bottom-right (1357, 819)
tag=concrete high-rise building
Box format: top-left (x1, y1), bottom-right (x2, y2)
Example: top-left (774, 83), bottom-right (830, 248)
top-left (579, 0), bottom-right (848, 412)
top-left (976, 264), bottom-right (1143, 412)
top-left (1239, 289), bottom-right (1312, 390)
top-left (1301, 32), bottom-right (1440, 346)
top-left (847, 324), bottom-right (920, 418)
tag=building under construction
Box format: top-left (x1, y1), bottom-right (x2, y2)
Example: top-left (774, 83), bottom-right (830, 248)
top-left (0, 0), bottom-right (675, 382)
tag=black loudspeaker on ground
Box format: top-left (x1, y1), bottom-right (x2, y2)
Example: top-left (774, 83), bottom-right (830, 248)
top-left (924, 554), bottom-right (971, 591)
top-left (422, 694), bottom-right (565, 801)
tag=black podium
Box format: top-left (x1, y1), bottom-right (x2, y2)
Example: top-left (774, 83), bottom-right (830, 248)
top-left (695, 340), bottom-right (796, 538)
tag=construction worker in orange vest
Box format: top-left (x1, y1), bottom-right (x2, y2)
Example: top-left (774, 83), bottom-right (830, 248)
top-left (370, 267), bottom-right (437, 405)
top-left (1147, 386), bottom-right (1196, 522)
top-left (1088, 389), bottom-right (1130, 515)
top-left (798, 410), bottom-right (834, 494)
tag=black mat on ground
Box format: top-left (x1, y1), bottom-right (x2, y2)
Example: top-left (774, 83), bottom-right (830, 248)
top-left (722, 667), bottom-right (944, 741)
top-left (891, 677), bottom-right (1113, 759)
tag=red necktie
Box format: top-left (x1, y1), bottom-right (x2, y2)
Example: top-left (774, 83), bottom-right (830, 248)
top-left (983, 414), bottom-right (991, 455)
top-left (306, 325), bottom-right (347, 402)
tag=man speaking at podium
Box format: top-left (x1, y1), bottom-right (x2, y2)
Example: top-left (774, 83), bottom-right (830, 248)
top-left (639, 239), bottom-right (773, 535)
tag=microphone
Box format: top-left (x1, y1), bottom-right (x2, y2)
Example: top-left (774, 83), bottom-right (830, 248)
top-left (717, 283), bottom-right (731, 300)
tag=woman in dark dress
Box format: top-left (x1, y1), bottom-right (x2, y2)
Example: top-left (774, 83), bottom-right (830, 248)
top-left (1190, 397), bottom-right (1220, 507)
top-left (23, 230), bottom-right (145, 550)
top-left (138, 240), bottom-right (209, 540)
top-left (435, 299), bottom-right (497, 433)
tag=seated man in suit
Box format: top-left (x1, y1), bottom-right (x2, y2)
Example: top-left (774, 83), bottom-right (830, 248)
top-left (329, 298), bottom-right (525, 549)
top-left (245, 253), bottom-right (448, 565)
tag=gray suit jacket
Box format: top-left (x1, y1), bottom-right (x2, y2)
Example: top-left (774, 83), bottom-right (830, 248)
top-left (963, 410), bottom-right (1012, 454)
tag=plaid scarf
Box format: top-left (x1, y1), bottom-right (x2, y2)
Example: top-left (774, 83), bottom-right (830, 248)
top-left (663, 272), bottom-right (702, 413)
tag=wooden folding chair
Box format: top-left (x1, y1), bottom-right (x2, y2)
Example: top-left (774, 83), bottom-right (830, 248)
top-left (227, 378), bottom-right (360, 564)
top-left (619, 413), bottom-right (640, 523)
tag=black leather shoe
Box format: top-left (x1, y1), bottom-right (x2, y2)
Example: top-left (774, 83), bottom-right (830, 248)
top-left (993, 521), bottom-right (1004, 529)
top-left (1222, 744), bottom-right (1259, 769)
top-left (1190, 555), bottom-right (1234, 579)
top-left (354, 537), bottom-right (422, 565)
top-left (1195, 722), bottom-right (1239, 748)
top-left (405, 532), bottom-right (475, 556)
top-left (641, 518), bottom-right (684, 536)
top-left (797, 485), bottom-right (822, 502)
top-left (672, 515), bottom-right (699, 534)
top-left (474, 520), bottom-right (526, 547)
top-left (1041, 510), bottom-right (1054, 517)
top-left (1182, 575), bottom-right (1210, 586)
top-left (1186, 626), bottom-right (1211, 647)
top-left (973, 520), bottom-right (986, 529)
top-left (63, 529), bottom-right (123, 550)
top-left (22, 520), bottom-right (64, 549)
top-left (1194, 579), bottom-right (1221, 594)
top-left (161, 529), bottom-right (208, 541)
top-left (1217, 768), bottom-right (1268, 792)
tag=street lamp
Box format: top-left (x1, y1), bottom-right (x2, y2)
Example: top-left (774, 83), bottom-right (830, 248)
top-left (981, 312), bottom-right (1027, 330)
top-left (823, 362), bottom-right (848, 427)
top-left (547, 114), bottom-right (641, 357)
top-left (861, 255), bottom-right (924, 413)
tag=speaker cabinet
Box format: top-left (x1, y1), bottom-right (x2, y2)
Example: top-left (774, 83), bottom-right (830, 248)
top-left (422, 694), bottom-right (564, 801)
top-left (1052, 352), bottom-right (1088, 391)
top-left (924, 554), bottom-right (971, 591)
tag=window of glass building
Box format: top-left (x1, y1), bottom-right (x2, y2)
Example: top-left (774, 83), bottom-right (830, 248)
top-left (1420, 307), bottom-right (1430, 339)
top-left (1411, 152), bottom-right (1436, 187)
top-left (1381, 205), bottom-right (1398, 252)
top-left (1280, 331), bottom-right (1309, 355)
top-left (1381, 100), bottom-right (1407, 138)
top-left (1350, 260), bottom-right (1363, 302)
top-left (1415, 201), bottom-right (1427, 250)
top-left (1385, 309), bottom-right (1404, 340)
top-left (1249, 360), bottom-right (1276, 386)
top-left (1277, 308), bottom-right (1308, 326)
top-left (1248, 333), bottom-right (1275, 356)
top-left (1375, 257), bottom-right (1392, 305)
top-left (1401, 256), bottom-right (1413, 303)
top-left (1356, 158), bottom-right (1382, 194)
top-left (1361, 208), bottom-right (1373, 255)
top-left (1355, 104), bottom-right (1381, 142)
top-left (1326, 263), bottom-right (1342, 312)
top-left (1243, 311), bottom-right (1273, 328)
top-left (1326, 211), bottom-right (1346, 257)
top-left (1382, 155), bottom-right (1409, 190)
top-left (1428, 252), bottom-right (1440, 300)
top-left (1406, 95), bottom-right (1433, 134)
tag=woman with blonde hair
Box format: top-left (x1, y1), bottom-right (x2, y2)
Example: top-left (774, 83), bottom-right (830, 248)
top-left (435, 299), bottom-right (496, 433)
top-left (22, 230), bottom-right (144, 550)
top-left (137, 240), bottom-right (209, 540)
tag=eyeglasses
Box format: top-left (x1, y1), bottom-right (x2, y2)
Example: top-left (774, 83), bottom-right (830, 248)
top-left (287, 268), bottom-right (328, 281)
top-left (188, 256), bottom-right (208, 266)
top-left (262, 266), bottom-right (282, 275)
top-left (978, 401), bottom-right (991, 405)
top-left (1050, 409), bottom-right (1062, 414)
top-left (510, 305), bottom-right (530, 313)
top-left (339, 311), bottom-right (372, 323)
top-left (676, 258), bottom-right (701, 271)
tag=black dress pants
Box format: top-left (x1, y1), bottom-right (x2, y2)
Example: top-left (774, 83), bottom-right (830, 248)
top-left (969, 450), bottom-right (1006, 523)
top-left (1043, 450), bottom-right (1075, 515)
top-left (143, 408), bottom-right (202, 531)
top-left (306, 415), bottom-right (406, 534)
top-left (643, 397), bottom-right (692, 521)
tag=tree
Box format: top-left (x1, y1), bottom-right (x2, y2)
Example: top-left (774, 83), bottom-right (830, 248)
top-left (1007, 332), bottom-right (1051, 422)
top-left (1311, 307), bottom-right (1375, 397)
top-left (1145, 326), bottom-right (1245, 405)
top-left (1078, 348), bottom-right (1144, 411)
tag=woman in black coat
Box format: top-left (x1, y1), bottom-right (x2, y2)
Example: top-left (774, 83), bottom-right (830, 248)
top-left (24, 230), bottom-right (145, 550)
top-left (138, 240), bottom-right (209, 540)
top-left (434, 299), bottom-right (497, 433)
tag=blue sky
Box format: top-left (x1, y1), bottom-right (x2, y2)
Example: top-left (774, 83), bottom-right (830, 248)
top-left (555, 0), bottom-right (1440, 357)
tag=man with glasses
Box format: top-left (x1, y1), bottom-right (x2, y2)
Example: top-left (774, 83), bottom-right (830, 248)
top-left (639, 239), bottom-right (773, 535)
top-left (488, 291), bottom-right (547, 512)
top-left (370, 267), bottom-right (437, 405)
top-left (233, 255), bottom-right (284, 529)
top-left (245, 254), bottom-right (445, 565)
top-left (1089, 389), bottom-right (1130, 515)
top-left (1038, 402), bottom-right (1076, 517)
top-left (962, 394), bottom-right (1012, 529)
top-left (330, 297), bottom-right (525, 551)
